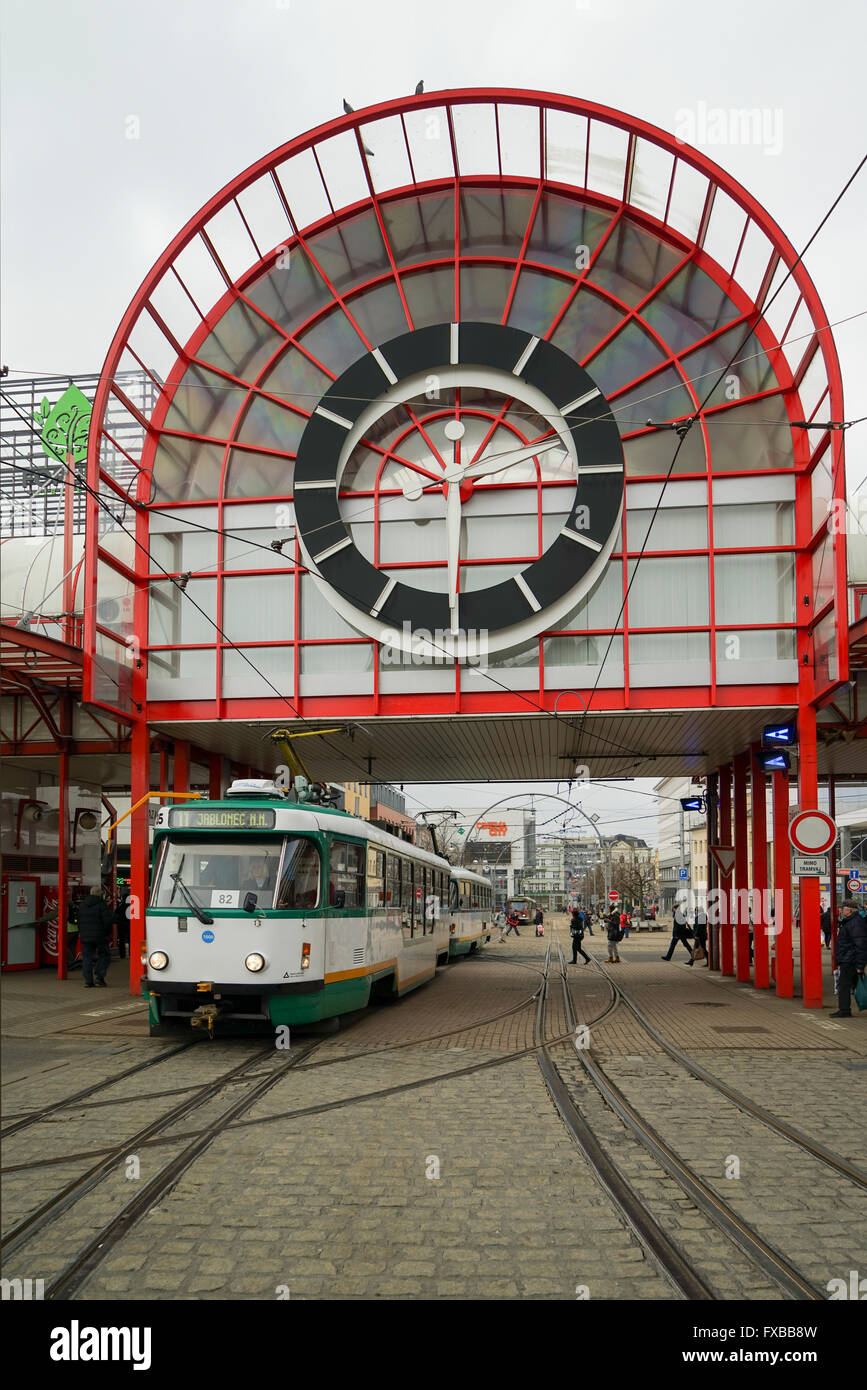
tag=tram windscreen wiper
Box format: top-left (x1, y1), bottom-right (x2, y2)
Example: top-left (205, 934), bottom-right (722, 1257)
top-left (169, 870), bottom-right (214, 925)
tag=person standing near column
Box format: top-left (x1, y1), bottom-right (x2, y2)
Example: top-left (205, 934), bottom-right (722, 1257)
top-left (77, 886), bottom-right (112, 988)
top-left (830, 900), bottom-right (867, 1018)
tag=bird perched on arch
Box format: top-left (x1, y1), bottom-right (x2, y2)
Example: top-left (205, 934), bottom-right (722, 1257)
top-left (415, 81), bottom-right (424, 94)
top-left (342, 98), bottom-right (354, 114)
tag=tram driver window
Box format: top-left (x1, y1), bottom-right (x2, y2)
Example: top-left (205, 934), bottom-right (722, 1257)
top-left (329, 840), bottom-right (364, 909)
top-left (275, 838), bottom-right (320, 910)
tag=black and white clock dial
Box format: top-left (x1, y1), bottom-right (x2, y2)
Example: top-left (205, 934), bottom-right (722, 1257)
top-left (293, 322), bottom-right (624, 657)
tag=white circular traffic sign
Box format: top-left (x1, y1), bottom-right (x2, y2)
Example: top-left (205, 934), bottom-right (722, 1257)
top-left (788, 810), bottom-right (838, 855)
top-left (848, 878), bottom-right (863, 893)
top-left (608, 890), bottom-right (620, 901)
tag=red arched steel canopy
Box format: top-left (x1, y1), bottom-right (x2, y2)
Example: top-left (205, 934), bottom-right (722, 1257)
top-left (83, 88), bottom-right (848, 756)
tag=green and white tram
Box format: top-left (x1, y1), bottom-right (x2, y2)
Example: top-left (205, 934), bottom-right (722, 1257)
top-left (143, 781), bottom-right (480, 1036)
top-left (447, 869), bottom-right (494, 957)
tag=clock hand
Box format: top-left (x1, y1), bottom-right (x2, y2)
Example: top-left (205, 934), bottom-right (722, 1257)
top-left (441, 433), bottom-right (567, 484)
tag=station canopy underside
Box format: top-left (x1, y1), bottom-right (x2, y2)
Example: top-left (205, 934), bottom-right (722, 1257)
top-left (149, 707), bottom-right (867, 783)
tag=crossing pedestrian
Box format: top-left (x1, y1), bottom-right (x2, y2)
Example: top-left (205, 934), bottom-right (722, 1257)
top-left (693, 904), bottom-right (708, 963)
top-left (533, 907), bottom-right (544, 937)
top-left (504, 910), bottom-right (521, 937)
top-left (570, 907), bottom-right (590, 965)
top-left (77, 886), bottom-right (112, 988)
top-left (606, 908), bottom-right (623, 963)
top-left (830, 899), bottom-right (867, 1018)
top-left (494, 909), bottom-right (507, 943)
top-left (661, 901), bottom-right (694, 965)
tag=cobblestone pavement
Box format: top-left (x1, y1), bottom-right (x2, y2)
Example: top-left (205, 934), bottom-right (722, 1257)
top-left (2, 931), bottom-right (865, 1301)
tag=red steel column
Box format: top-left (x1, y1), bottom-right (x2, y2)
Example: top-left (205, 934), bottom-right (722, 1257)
top-left (828, 774), bottom-right (838, 970)
top-left (129, 721), bottom-right (150, 995)
top-left (750, 744), bottom-right (770, 990)
top-left (798, 702), bottom-right (823, 1008)
top-left (173, 740), bottom-right (190, 794)
top-left (772, 769), bottom-right (794, 999)
top-left (718, 763), bottom-right (733, 975)
top-left (56, 709), bottom-right (70, 981)
top-left (707, 771), bottom-right (719, 971)
top-left (209, 753), bottom-right (223, 801)
top-left (733, 752), bottom-right (750, 981)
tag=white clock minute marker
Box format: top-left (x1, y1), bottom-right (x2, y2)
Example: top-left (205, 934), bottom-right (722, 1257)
top-left (443, 420), bottom-right (466, 631)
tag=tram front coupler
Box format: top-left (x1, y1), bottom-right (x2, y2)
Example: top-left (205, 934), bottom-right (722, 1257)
top-left (190, 1003), bottom-right (221, 1038)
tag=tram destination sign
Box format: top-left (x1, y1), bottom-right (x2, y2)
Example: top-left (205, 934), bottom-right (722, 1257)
top-left (168, 807), bottom-right (277, 831)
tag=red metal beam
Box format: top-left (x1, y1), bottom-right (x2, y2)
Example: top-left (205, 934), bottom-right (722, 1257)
top-left (773, 769), bottom-right (794, 998)
top-left (751, 745), bottom-right (770, 990)
top-left (718, 764), bottom-right (733, 976)
top-left (733, 751), bottom-right (750, 983)
top-left (0, 623), bottom-right (83, 665)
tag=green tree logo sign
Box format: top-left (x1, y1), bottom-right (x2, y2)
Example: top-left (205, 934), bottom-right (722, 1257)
top-left (34, 384), bottom-right (92, 465)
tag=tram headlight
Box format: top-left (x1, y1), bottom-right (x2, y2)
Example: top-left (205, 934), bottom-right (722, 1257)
top-left (245, 952), bottom-right (266, 973)
top-left (149, 951), bottom-right (169, 971)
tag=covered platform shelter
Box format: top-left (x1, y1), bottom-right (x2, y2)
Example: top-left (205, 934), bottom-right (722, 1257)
top-left (4, 89), bottom-right (860, 1005)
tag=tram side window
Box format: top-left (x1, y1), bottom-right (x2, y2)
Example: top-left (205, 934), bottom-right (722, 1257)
top-left (367, 847), bottom-right (385, 913)
top-left (274, 838), bottom-right (321, 910)
top-left (449, 877), bottom-right (459, 912)
top-left (385, 854), bottom-right (401, 911)
top-left (329, 840), bottom-right (364, 910)
top-left (400, 856), bottom-right (414, 934)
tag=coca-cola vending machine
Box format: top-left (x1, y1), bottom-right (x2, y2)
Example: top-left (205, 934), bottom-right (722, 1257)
top-left (39, 885), bottom-right (60, 966)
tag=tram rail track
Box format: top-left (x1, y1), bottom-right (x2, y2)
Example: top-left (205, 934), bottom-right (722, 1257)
top-left (0, 954), bottom-right (545, 1130)
top-left (540, 932), bottom-right (827, 1300)
top-left (587, 959), bottom-right (867, 1190)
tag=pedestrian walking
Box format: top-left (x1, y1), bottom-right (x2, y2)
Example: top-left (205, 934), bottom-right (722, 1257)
top-left (830, 899), bottom-right (867, 1018)
top-left (606, 908), bottom-right (623, 963)
top-left (583, 908), bottom-right (595, 937)
top-left (77, 886), bottom-right (112, 988)
top-left (570, 908), bottom-right (590, 965)
top-left (504, 910), bottom-right (521, 937)
top-left (494, 909), bottom-right (507, 943)
top-left (693, 905), bottom-right (708, 964)
top-left (661, 902), bottom-right (694, 964)
top-left (533, 907), bottom-right (544, 937)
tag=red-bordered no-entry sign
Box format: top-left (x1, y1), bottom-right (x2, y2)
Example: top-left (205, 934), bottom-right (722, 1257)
top-left (608, 890), bottom-right (620, 902)
top-left (788, 810), bottom-right (838, 855)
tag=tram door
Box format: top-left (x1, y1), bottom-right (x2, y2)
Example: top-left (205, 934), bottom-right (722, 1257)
top-left (1, 875), bottom-right (41, 972)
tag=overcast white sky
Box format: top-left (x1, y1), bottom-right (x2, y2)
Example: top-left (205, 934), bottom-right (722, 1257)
top-left (2, 0), bottom-right (865, 839)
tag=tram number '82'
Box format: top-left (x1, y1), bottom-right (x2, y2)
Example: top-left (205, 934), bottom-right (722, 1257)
top-left (426, 895), bottom-right (439, 922)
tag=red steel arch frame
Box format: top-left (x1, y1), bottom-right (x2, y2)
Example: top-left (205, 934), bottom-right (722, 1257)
top-left (83, 87), bottom-right (848, 736)
top-left (81, 90), bottom-right (850, 1007)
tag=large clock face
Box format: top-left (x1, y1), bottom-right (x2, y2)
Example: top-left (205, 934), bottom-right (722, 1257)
top-left (293, 322), bottom-right (624, 659)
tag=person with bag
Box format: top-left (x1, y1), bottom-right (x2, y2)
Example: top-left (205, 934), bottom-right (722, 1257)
top-left (570, 907), bottom-right (591, 966)
top-left (606, 907), bottom-right (623, 963)
top-left (504, 910), bottom-right (521, 938)
top-left (661, 899), bottom-right (694, 965)
top-left (533, 907), bottom-right (544, 938)
top-left (830, 899), bottom-right (867, 1018)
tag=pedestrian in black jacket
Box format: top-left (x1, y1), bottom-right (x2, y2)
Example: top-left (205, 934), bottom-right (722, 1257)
top-left (570, 908), bottom-right (590, 965)
top-left (77, 887), bottom-right (112, 988)
top-left (831, 900), bottom-right (867, 1018)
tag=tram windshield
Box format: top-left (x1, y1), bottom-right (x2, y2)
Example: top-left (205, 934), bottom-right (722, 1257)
top-left (150, 837), bottom-right (320, 910)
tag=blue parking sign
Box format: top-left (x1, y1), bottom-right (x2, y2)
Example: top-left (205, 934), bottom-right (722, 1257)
top-left (678, 867), bottom-right (688, 880)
